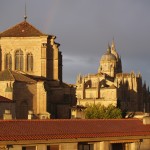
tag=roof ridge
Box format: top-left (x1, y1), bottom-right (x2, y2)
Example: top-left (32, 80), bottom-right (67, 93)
top-left (12, 71), bottom-right (36, 83)
top-left (0, 21), bottom-right (26, 35)
top-left (0, 95), bottom-right (13, 102)
top-left (8, 69), bottom-right (15, 80)
top-left (0, 118), bottom-right (140, 122)
top-left (0, 20), bottom-right (46, 37)
top-left (23, 21), bottom-right (44, 35)
top-left (0, 70), bottom-right (36, 83)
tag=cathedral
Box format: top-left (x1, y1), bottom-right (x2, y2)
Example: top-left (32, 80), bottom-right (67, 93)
top-left (0, 19), bottom-right (76, 119)
top-left (76, 40), bottom-right (150, 113)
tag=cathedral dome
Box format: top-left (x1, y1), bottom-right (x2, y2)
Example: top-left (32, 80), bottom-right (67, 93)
top-left (100, 50), bottom-right (116, 61)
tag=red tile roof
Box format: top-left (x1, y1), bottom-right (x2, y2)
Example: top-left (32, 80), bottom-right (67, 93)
top-left (0, 119), bottom-right (150, 141)
top-left (0, 21), bottom-right (46, 37)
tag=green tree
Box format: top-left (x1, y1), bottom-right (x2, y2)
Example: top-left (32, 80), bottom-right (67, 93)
top-left (85, 103), bottom-right (122, 119)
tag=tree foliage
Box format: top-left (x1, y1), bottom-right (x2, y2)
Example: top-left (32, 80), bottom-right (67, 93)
top-left (85, 103), bottom-right (122, 119)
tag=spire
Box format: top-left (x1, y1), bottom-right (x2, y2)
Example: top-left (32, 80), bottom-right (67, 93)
top-left (110, 37), bottom-right (120, 61)
top-left (76, 73), bottom-right (82, 84)
top-left (111, 37), bottom-right (116, 51)
top-left (143, 81), bottom-right (146, 89)
top-left (147, 86), bottom-right (149, 93)
top-left (112, 37), bottom-right (115, 45)
top-left (107, 42), bottom-right (111, 53)
top-left (24, 2), bottom-right (27, 21)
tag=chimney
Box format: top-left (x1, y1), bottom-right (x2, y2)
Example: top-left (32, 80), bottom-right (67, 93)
top-left (3, 109), bottom-right (12, 120)
top-left (28, 110), bottom-right (34, 120)
top-left (143, 113), bottom-right (150, 125)
top-left (38, 112), bottom-right (51, 119)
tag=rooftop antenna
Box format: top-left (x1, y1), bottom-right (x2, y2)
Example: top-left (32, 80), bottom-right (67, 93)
top-left (24, 2), bottom-right (27, 21)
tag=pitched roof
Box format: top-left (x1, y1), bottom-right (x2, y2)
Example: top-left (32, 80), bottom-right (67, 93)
top-left (0, 119), bottom-right (150, 141)
top-left (0, 70), bottom-right (36, 83)
top-left (0, 21), bottom-right (46, 37)
top-left (107, 84), bottom-right (116, 89)
top-left (0, 95), bottom-right (14, 103)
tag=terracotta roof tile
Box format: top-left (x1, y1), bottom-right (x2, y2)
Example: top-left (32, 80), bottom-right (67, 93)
top-left (0, 21), bottom-right (46, 37)
top-left (0, 119), bottom-right (150, 141)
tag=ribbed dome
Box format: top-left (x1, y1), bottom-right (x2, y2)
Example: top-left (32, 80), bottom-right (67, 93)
top-left (100, 51), bottom-right (117, 61)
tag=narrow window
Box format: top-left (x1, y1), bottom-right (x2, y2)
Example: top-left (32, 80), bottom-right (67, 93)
top-left (22, 146), bottom-right (36, 150)
top-left (47, 145), bottom-right (59, 150)
top-left (78, 143), bottom-right (94, 150)
top-left (27, 53), bottom-right (33, 72)
top-left (15, 50), bottom-right (23, 71)
top-left (5, 53), bottom-right (12, 69)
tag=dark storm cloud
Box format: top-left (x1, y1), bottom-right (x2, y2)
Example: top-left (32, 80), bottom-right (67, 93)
top-left (0, 0), bottom-right (150, 85)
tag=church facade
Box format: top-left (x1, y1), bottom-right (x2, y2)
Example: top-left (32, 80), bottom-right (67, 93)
top-left (0, 20), bottom-right (76, 119)
top-left (76, 40), bottom-right (150, 113)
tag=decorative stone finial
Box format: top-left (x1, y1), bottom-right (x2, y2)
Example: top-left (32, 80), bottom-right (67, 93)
top-left (111, 37), bottom-right (116, 51)
top-left (107, 42), bottom-right (111, 53)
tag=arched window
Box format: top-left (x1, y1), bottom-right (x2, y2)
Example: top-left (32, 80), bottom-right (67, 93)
top-left (5, 53), bottom-right (12, 69)
top-left (15, 50), bottom-right (23, 71)
top-left (27, 53), bottom-right (33, 72)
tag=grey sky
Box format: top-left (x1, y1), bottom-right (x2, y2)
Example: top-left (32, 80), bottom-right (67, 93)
top-left (0, 0), bottom-right (150, 86)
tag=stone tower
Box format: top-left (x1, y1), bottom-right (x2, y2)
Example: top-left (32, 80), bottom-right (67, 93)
top-left (0, 21), bottom-right (62, 82)
top-left (0, 20), bottom-right (76, 119)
